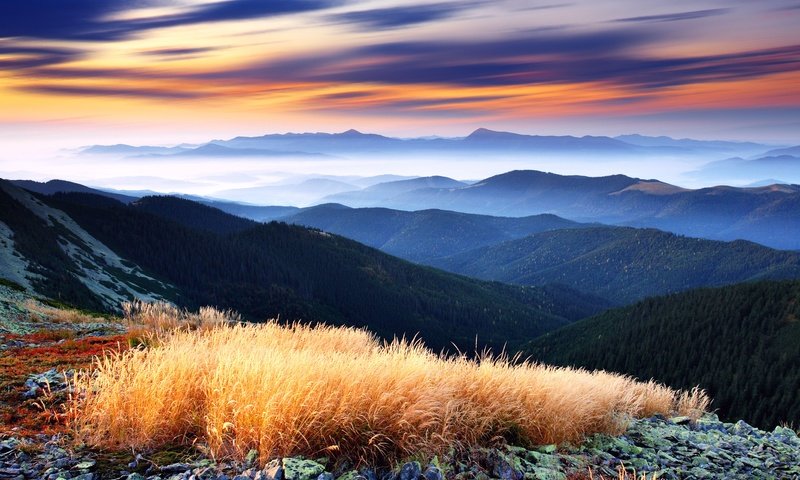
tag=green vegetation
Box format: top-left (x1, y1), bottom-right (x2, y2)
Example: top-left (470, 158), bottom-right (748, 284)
top-left (525, 280), bottom-right (800, 429)
top-left (432, 226), bottom-right (800, 304)
top-left (0, 278), bottom-right (26, 292)
top-left (43, 192), bottom-right (607, 352)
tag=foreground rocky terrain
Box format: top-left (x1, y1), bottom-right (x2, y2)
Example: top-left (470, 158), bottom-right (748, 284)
top-left (1, 284), bottom-right (799, 479)
top-left (2, 414), bottom-right (799, 479)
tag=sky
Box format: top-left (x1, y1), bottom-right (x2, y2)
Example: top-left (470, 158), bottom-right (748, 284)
top-left (0, 0), bottom-right (799, 189)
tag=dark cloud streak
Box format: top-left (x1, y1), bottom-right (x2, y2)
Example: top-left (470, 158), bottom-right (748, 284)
top-left (200, 30), bottom-right (800, 90)
top-left (614, 8), bottom-right (730, 23)
top-left (0, 0), bottom-right (339, 42)
top-left (20, 84), bottom-right (206, 99)
top-left (328, 2), bottom-right (481, 29)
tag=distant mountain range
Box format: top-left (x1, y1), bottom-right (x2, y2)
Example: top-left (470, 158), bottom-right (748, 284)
top-left (13, 171), bottom-right (800, 251)
top-left (525, 279), bottom-right (800, 430)
top-left (78, 129), bottom-right (785, 160)
top-left (314, 170), bottom-right (800, 250)
top-left (0, 180), bottom-right (607, 352)
top-left (692, 154), bottom-right (800, 185)
top-left (428, 226), bottom-right (800, 304)
top-left (614, 134), bottom-right (772, 156)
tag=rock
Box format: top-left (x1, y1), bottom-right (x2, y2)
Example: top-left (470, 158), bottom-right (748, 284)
top-left (421, 465), bottom-right (442, 480)
top-left (488, 452), bottom-right (524, 480)
top-left (317, 473), bottom-right (334, 480)
top-left (74, 460), bottom-right (96, 470)
top-left (670, 416), bottom-right (691, 425)
top-left (335, 471), bottom-right (364, 480)
top-left (729, 420), bottom-right (756, 436)
top-left (537, 445), bottom-right (557, 454)
top-left (282, 459), bottom-right (325, 480)
top-left (127, 474), bottom-right (147, 480)
top-left (263, 460), bottom-right (283, 480)
top-left (160, 463), bottom-right (191, 474)
top-left (0, 439), bottom-right (20, 453)
top-left (397, 462), bottom-right (420, 480)
top-left (530, 467), bottom-right (565, 480)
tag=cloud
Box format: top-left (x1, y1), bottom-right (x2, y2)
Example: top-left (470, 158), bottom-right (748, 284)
top-left (19, 84), bottom-right (206, 99)
top-left (0, 45), bottom-right (79, 68)
top-left (0, 0), bottom-right (339, 42)
top-left (143, 47), bottom-right (216, 57)
top-left (204, 29), bottom-right (656, 86)
top-left (614, 8), bottom-right (730, 24)
top-left (205, 29), bottom-right (800, 91)
top-left (328, 2), bottom-right (481, 30)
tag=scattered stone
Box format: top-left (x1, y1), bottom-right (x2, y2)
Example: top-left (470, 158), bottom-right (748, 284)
top-left (282, 459), bottom-right (326, 480)
top-left (421, 465), bottom-right (442, 480)
top-left (0, 414), bottom-right (796, 479)
top-left (397, 462), bottom-right (420, 480)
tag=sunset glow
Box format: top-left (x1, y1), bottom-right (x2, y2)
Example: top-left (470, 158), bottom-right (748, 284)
top-left (1, 0), bottom-right (798, 148)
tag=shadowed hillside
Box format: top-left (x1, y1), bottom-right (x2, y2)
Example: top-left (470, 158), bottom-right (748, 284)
top-left (525, 280), bottom-right (800, 429)
top-left (28, 191), bottom-right (607, 352)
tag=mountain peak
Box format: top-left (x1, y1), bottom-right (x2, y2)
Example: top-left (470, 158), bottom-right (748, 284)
top-left (466, 127), bottom-right (512, 138)
top-left (339, 129), bottom-right (363, 136)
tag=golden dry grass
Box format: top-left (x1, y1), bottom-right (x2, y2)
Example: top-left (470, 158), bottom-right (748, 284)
top-left (122, 300), bottom-right (238, 333)
top-left (23, 299), bottom-right (102, 324)
top-left (71, 311), bottom-right (708, 466)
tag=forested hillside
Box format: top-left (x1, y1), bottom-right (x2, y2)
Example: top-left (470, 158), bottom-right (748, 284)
top-left (526, 280), bottom-right (800, 429)
top-left (432, 226), bottom-right (800, 304)
top-left (283, 204), bottom-right (581, 262)
top-left (39, 192), bottom-right (606, 352)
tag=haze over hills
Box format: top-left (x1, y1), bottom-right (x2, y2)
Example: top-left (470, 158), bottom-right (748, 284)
top-left (0, 180), bottom-right (608, 352)
top-left (62, 130), bottom-right (799, 204)
top-left (691, 154), bottom-right (800, 185)
top-left (614, 134), bottom-right (772, 156)
top-left (315, 170), bottom-right (800, 250)
top-left (79, 128), bottom-right (781, 160)
top-left (429, 226), bottom-right (800, 304)
top-left (322, 176), bottom-right (469, 208)
top-left (525, 280), bottom-right (800, 430)
top-left (9, 179), bottom-right (299, 222)
top-left (10, 179), bottom-right (138, 204)
top-left (217, 178), bottom-right (360, 206)
top-left (282, 203), bottom-right (583, 262)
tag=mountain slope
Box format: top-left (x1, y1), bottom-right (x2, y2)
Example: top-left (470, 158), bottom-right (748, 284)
top-left (430, 226), bottom-right (800, 304)
top-left (283, 204), bottom-right (582, 262)
top-left (130, 196), bottom-right (258, 235)
top-left (10, 179), bottom-right (137, 204)
top-left (525, 280), bottom-right (800, 429)
top-left (0, 182), bottom-right (177, 309)
top-left (37, 191), bottom-right (607, 352)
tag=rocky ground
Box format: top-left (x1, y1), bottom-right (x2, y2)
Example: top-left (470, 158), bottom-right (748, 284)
top-left (1, 283), bottom-right (799, 479)
top-left (2, 414), bottom-right (800, 479)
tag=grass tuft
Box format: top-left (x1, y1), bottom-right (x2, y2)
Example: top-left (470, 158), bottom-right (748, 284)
top-left (71, 307), bottom-right (708, 466)
top-left (122, 300), bottom-right (239, 334)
